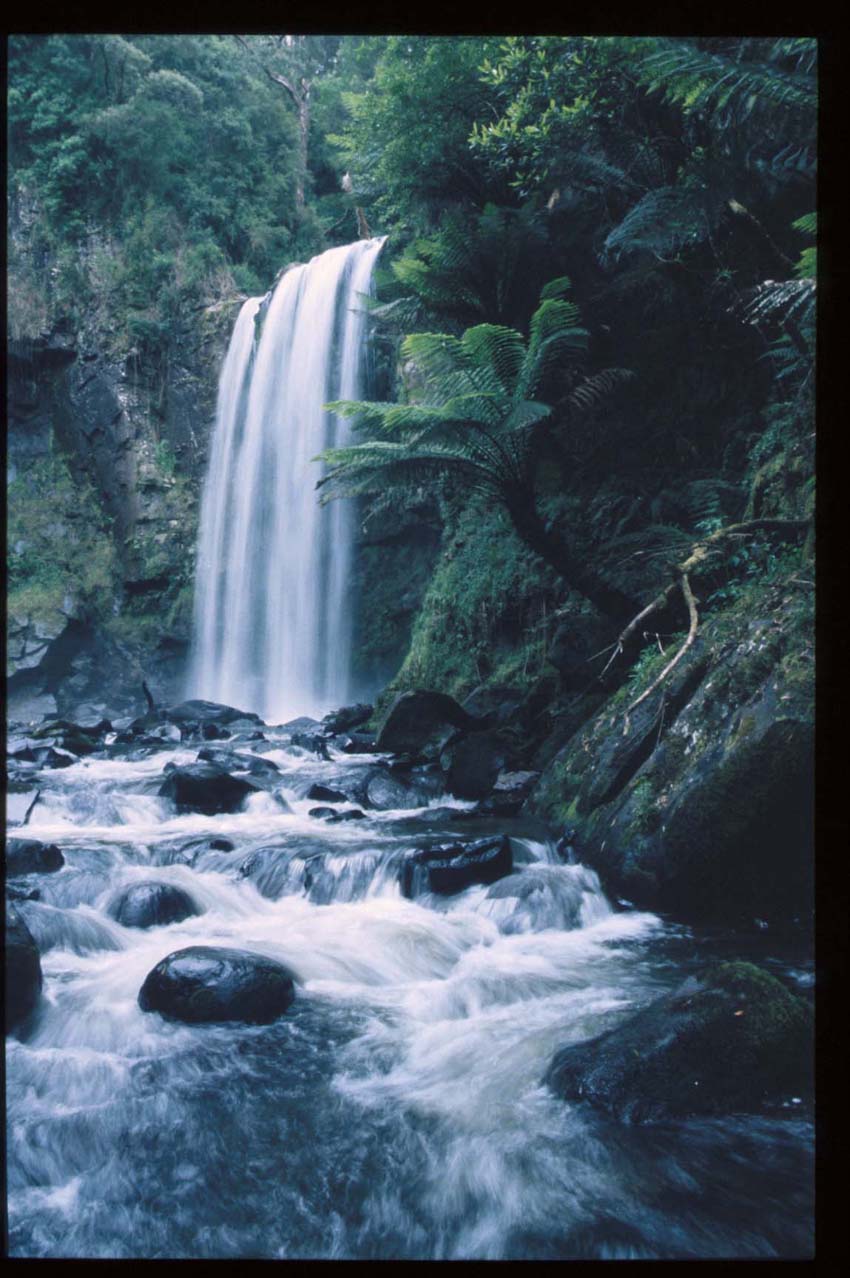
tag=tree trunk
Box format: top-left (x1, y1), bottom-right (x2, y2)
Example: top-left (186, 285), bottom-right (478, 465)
top-left (504, 490), bottom-right (639, 625)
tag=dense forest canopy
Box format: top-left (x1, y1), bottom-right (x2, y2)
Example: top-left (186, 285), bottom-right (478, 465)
top-left (8, 33), bottom-right (816, 680)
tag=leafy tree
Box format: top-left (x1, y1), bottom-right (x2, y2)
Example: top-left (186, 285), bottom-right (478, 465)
top-left (320, 281), bottom-right (637, 622)
top-left (327, 35), bottom-right (505, 235)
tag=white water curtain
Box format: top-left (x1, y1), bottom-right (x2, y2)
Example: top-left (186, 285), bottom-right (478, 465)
top-left (189, 237), bottom-right (386, 721)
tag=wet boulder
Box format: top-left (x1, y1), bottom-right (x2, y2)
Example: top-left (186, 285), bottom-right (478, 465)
top-left (290, 728), bottom-right (333, 759)
top-left (109, 881), bottom-right (202, 930)
top-left (158, 763), bottom-right (259, 815)
top-left (322, 703), bottom-right (373, 734)
top-left (375, 690), bottom-right (480, 755)
top-left (306, 783), bottom-right (348, 803)
top-left (138, 946), bottom-right (296, 1024)
top-left (441, 731), bottom-right (507, 800)
top-left (401, 834), bottom-right (512, 898)
top-left (544, 961), bottom-right (813, 1123)
top-left (6, 838), bottom-right (65, 876)
top-left (365, 770), bottom-right (424, 811)
top-left (326, 809), bottom-right (366, 823)
top-left (461, 684), bottom-right (524, 726)
top-left (166, 699), bottom-right (262, 727)
top-left (6, 905), bottom-right (43, 1033)
top-left (476, 770), bottom-right (541, 816)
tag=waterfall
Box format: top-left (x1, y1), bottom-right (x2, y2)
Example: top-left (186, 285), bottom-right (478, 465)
top-left (189, 237), bottom-right (386, 722)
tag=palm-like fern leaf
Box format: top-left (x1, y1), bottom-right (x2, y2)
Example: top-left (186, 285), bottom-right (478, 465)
top-left (641, 40), bottom-right (817, 118)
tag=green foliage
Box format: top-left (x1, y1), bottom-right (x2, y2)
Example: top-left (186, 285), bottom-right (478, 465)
top-left (8, 34), bottom-right (324, 335)
top-left (390, 498), bottom-right (560, 698)
top-left (320, 279), bottom-right (590, 505)
top-left (367, 202), bottom-right (557, 335)
top-left (7, 454), bottom-right (118, 621)
top-left (327, 36), bottom-right (503, 233)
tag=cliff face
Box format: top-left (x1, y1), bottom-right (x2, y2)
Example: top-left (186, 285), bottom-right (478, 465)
top-left (7, 200), bottom-right (241, 721)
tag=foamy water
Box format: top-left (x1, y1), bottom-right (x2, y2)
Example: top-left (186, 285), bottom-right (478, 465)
top-left (7, 736), bottom-right (814, 1259)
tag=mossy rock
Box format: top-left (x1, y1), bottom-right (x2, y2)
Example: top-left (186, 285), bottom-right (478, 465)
top-left (544, 961), bottom-right (812, 1122)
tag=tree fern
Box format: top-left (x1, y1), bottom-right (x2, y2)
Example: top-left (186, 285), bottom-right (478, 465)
top-left (319, 279), bottom-right (638, 621)
top-left (640, 39), bottom-right (817, 119)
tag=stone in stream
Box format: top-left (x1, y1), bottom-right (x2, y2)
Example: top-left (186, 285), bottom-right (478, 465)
top-left (306, 783), bottom-right (348, 803)
top-left (375, 689), bottom-right (481, 755)
top-left (6, 904), bottom-right (43, 1033)
top-left (166, 699), bottom-right (263, 727)
top-left (138, 946), bottom-right (296, 1024)
top-left (158, 763), bottom-right (260, 815)
top-left (476, 770), bottom-right (541, 816)
top-left (543, 961), bottom-right (813, 1123)
top-left (307, 806), bottom-right (366, 822)
top-left (441, 731), bottom-right (507, 800)
top-left (108, 881), bottom-right (202, 929)
top-left (401, 834), bottom-right (512, 898)
top-left (322, 702), bottom-right (373, 733)
top-left (290, 728), bottom-right (333, 759)
top-left (5, 838), bottom-right (65, 876)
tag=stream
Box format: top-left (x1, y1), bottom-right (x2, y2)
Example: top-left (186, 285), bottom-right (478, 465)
top-left (5, 723), bottom-right (813, 1259)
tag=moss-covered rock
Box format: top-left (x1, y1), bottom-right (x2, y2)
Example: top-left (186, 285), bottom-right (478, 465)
top-left (544, 961), bottom-right (812, 1122)
top-left (529, 587), bottom-right (813, 925)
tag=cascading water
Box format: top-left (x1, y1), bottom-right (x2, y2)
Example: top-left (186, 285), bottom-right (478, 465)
top-left (6, 725), bottom-right (814, 1260)
top-left (189, 237), bottom-right (386, 722)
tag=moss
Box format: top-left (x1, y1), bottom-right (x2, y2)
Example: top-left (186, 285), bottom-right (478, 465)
top-left (7, 453), bottom-right (118, 625)
top-left (387, 497), bottom-right (562, 702)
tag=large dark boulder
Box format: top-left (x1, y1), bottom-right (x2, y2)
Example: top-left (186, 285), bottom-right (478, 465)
top-left (166, 700), bottom-right (262, 727)
top-left (322, 703), bottom-right (373, 733)
top-left (109, 881), bottom-right (201, 929)
top-left (138, 946), bottom-right (296, 1024)
top-left (6, 838), bottom-right (65, 876)
top-left (544, 961), bottom-right (813, 1123)
top-left (158, 763), bottom-right (259, 815)
top-left (375, 690), bottom-right (480, 755)
top-left (6, 905), bottom-right (43, 1033)
top-left (402, 834), bottom-right (512, 898)
top-left (442, 731), bottom-right (507, 800)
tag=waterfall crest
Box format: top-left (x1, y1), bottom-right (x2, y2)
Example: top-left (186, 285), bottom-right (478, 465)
top-left (189, 237), bottom-right (385, 721)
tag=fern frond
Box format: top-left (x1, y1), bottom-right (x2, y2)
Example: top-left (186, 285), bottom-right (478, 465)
top-left (641, 40), bottom-right (817, 118)
top-left (565, 369), bottom-right (635, 415)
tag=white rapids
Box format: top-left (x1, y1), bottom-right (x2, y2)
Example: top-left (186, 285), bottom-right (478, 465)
top-left (6, 733), bottom-right (814, 1259)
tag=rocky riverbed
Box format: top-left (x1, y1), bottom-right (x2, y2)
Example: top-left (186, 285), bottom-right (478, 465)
top-left (6, 697), bottom-right (814, 1259)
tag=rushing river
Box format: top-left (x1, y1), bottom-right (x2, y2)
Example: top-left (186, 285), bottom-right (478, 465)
top-left (6, 725), bottom-right (813, 1259)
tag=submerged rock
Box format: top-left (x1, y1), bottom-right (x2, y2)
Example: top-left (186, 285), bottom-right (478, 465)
top-left (138, 946), bottom-right (296, 1024)
top-left (401, 834), bottom-right (512, 898)
top-left (158, 763), bottom-right (259, 815)
top-left (544, 961), bottom-right (813, 1123)
top-left (6, 838), bottom-right (65, 876)
top-left (109, 881), bottom-right (201, 929)
top-left (6, 905), bottom-right (43, 1033)
top-left (375, 689), bottom-right (480, 755)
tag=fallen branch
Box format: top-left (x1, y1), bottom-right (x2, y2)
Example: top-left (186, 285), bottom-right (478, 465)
top-left (623, 571), bottom-right (699, 734)
top-left (613, 517), bottom-right (809, 660)
top-left (23, 789), bottom-right (42, 826)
